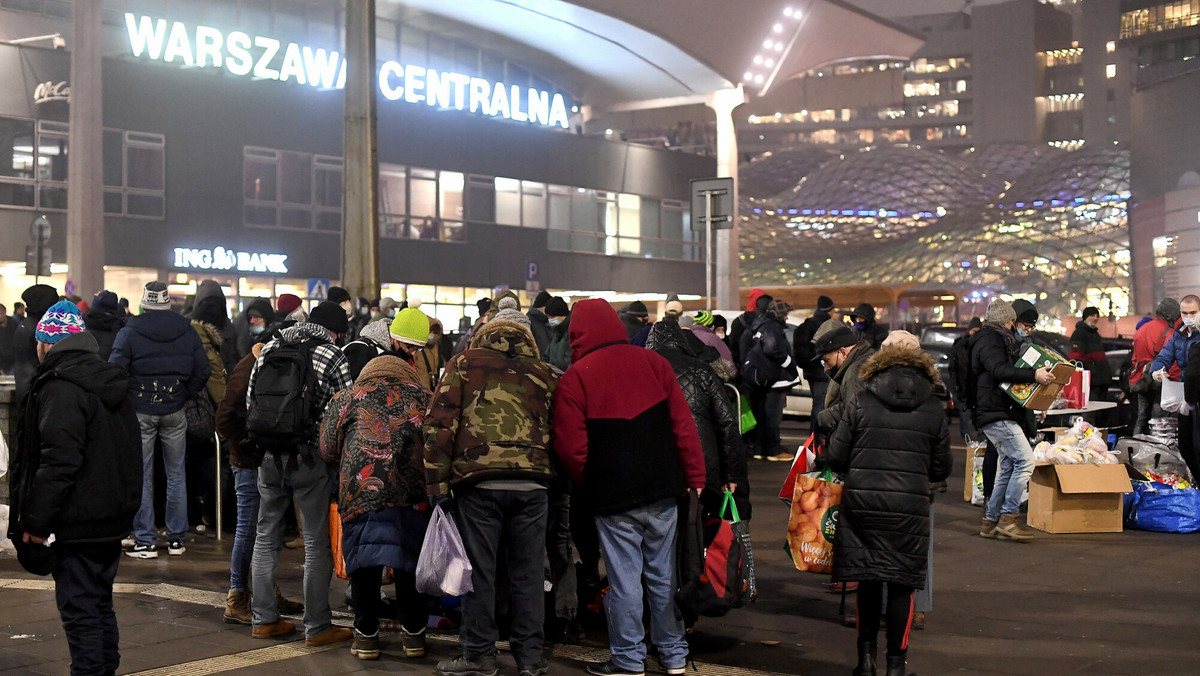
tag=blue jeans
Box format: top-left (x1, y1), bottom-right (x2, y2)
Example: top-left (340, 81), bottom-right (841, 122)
top-left (133, 410), bottom-right (188, 545)
top-left (229, 467), bottom-right (259, 592)
top-left (251, 452), bottom-right (334, 637)
top-left (981, 419), bottom-right (1035, 521)
top-left (456, 489), bottom-right (549, 667)
top-left (594, 498), bottom-right (688, 672)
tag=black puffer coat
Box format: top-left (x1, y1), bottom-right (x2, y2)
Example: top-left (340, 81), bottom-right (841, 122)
top-left (969, 324), bottom-right (1039, 428)
top-left (827, 347), bottom-right (952, 589)
top-left (646, 321), bottom-right (750, 518)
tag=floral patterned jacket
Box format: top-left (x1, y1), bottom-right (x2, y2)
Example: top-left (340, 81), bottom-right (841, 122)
top-left (319, 355), bottom-right (432, 521)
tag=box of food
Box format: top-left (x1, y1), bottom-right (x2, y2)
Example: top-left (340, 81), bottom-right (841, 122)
top-left (1028, 463), bottom-right (1133, 533)
top-left (1000, 344), bottom-right (1075, 410)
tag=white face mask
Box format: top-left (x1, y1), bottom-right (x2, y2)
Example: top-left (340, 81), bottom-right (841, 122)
top-left (1184, 316), bottom-right (1197, 328)
top-left (548, 317), bottom-right (563, 327)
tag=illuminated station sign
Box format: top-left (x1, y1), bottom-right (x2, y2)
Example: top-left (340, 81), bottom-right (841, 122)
top-left (124, 14), bottom-right (571, 129)
top-left (173, 247), bottom-right (289, 274)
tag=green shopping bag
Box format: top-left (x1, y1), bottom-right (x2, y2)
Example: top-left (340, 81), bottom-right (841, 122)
top-left (739, 394), bottom-right (757, 434)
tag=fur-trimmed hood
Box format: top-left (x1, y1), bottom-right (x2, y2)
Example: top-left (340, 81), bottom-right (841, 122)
top-left (470, 317), bottom-right (538, 358)
top-left (859, 346), bottom-right (939, 411)
top-left (356, 354), bottom-right (420, 387)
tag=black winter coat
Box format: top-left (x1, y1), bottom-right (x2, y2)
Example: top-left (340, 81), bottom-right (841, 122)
top-left (814, 341), bottom-right (876, 437)
top-left (8, 332), bottom-right (142, 544)
top-left (109, 310), bottom-right (211, 415)
top-left (969, 325), bottom-right (1038, 428)
top-left (645, 322), bottom-right (750, 517)
top-left (527, 308), bottom-right (553, 357)
top-left (83, 309), bottom-right (126, 361)
top-left (793, 311), bottom-right (831, 382)
top-left (740, 314), bottom-right (798, 390)
top-left (827, 347), bottom-right (952, 588)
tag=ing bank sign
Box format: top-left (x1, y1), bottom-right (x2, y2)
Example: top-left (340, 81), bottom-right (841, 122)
top-left (124, 14), bottom-right (572, 130)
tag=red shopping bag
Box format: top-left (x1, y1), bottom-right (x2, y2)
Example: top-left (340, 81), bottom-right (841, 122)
top-left (778, 434), bottom-right (821, 502)
top-left (1062, 368), bottom-right (1089, 409)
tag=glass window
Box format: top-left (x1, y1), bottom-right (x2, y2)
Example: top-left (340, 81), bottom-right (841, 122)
top-left (279, 151), bottom-right (312, 204)
top-left (548, 185), bottom-right (571, 230)
top-left (128, 193), bottom-right (164, 218)
top-left (245, 148), bottom-right (277, 201)
top-left (435, 286), bottom-right (464, 305)
top-left (440, 171), bottom-right (464, 221)
top-left (410, 169), bottom-right (437, 218)
top-left (104, 191), bottom-right (122, 214)
top-left (617, 194), bottom-right (640, 238)
top-left (455, 43), bottom-right (479, 76)
top-left (495, 177), bottom-right (521, 226)
top-left (662, 202), bottom-right (685, 259)
top-left (571, 189), bottom-right (598, 232)
top-left (380, 166), bottom-right (407, 216)
top-left (522, 181), bottom-right (546, 228)
top-left (641, 198), bottom-right (661, 240)
top-left (399, 24), bottom-right (426, 66)
top-left (1, 116), bottom-right (35, 179)
top-left (103, 130), bottom-right (123, 187)
top-left (597, 192), bottom-right (618, 238)
top-left (313, 156), bottom-right (342, 208)
top-left (466, 174), bottom-right (495, 222)
top-left (376, 18), bottom-right (399, 60)
top-left (127, 144), bottom-right (164, 191)
top-left (37, 131), bottom-right (68, 182)
top-left (429, 35), bottom-right (454, 73)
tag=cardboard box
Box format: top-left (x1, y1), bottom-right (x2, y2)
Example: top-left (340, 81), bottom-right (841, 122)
top-left (1001, 344), bottom-right (1075, 410)
top-left (1028, 463), bottom-right (1133, 533)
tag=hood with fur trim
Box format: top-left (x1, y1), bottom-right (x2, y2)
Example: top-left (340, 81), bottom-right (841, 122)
top-left (858, 346), bottom-right (939, 411)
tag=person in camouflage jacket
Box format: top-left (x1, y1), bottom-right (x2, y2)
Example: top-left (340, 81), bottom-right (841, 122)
top-left (422, 313), bottom-right (557, 676)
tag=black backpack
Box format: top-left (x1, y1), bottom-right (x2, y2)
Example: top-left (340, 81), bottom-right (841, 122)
top-left (246, 338), bottom-right (320, 454)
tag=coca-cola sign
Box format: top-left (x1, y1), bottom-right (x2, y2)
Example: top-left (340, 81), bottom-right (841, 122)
top-left (33, 80), bottom-right (70, 104)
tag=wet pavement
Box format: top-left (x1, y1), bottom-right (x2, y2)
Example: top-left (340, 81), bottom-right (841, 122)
top-left (2, 419), bottom-right (1198, 675)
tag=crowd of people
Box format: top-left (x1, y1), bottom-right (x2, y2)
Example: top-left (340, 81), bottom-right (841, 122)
top-left (27, 279), bottom-right (1181, 676)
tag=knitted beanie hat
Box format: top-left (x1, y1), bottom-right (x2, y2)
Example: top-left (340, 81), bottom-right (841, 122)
top-left (36, 300), bottom-right (85, 344)
top-left (491, 296), bottom-right (531, 330)
top-left (985, 299), bottom-right (1016, 325)
top-left (694, 310), bottom-right (714, 327)
top-left (390, 308), bottom-right (430, 346)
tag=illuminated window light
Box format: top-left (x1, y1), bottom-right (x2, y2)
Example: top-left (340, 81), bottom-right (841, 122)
top-left (605, 128), bottom-right (613, 135)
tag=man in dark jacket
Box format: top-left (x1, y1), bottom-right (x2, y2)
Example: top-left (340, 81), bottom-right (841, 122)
top-left (971, 300), bottom-right (1054, 541)
top-left (1068, 306), bottom-right (1111, 405)
top-left (619, 300), bottom-right (650, 343)
top-left (827, 345), bottom-right (951, 676)
top-left (83, 290), bottom-right (127, 361)
top-left (848, 302), bottom-right (888, 350)
top-left (7, 301), bottom-right (142, 676)
top-left (13, 284), bottom-right (60, 404)
top-left (109, 282), bottom-right (211, 559)
top-left (553, 299), bottom-right (705, 676)
top-left (234, 297), bottom-right (275, 361)
top-left (1152, 294), bottom-right (1200, 479)
top-left (0, 303), bottom-right (18, 374)
top-left (190, 279), bottom-right (239, 374)
top-left (740, 299), bottom-right (799, 461)
top-left (543, 296), bottom-right (572, 373)
top-left (812, 319), bottom-right (875, 446)
top-left (729, 288), bottom-right (768, 365)
top-left (793, 295), bottom-right (835, 419)
top-left (527, 290), bottom-right (554, 356)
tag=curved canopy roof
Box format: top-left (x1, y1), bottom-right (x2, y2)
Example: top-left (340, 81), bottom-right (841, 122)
top-left (382, 0), bottom-right (924, 108)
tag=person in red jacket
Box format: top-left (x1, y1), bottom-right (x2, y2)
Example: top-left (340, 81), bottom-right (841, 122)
top-left (1130, 298), bottom-right (1180, 435)
top-left (552, 299), bottom-right (705, 676)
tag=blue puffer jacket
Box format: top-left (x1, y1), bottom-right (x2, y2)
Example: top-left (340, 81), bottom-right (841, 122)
top-left (342, 505), bottom-right (431, 575)
top-left (109, 310), bottom-right (211, 415)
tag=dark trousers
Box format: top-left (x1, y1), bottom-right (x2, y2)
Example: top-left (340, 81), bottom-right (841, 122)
top-left (856, 581), bottom-right (915, 657)
top-left (982, 440), bottom-right (999, 503)
top-left (749, 387), bottom-right (785, 457)
top-left (1184, 411), bottom-right (1200, 481)
top-left (456, 489), bottom-right (549, 666)
top-left (350, 566), bottom-right (428, 635)
top-left (52, 542), bottom-right (122, 676)
top-left (808, 379), bottom-right (829, 422)
top-left (1133, 390), bottom-right (1161, 436)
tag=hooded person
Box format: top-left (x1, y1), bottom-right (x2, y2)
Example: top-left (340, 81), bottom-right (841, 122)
top-left (527, 290), bottom-right (554, 356)
top-left (729, 289), bottom-right (770, 365)
top-left (849, 303), bottom-right (888, 350)
top-left (740, 299), bottom-right (799, 461)
top-left (235, 297), bottom-right (277, 361)
top-left (413, 315), bottom-right (448, 391)
top-left (542, 296), bottom-right (572, 372)
top-left (344, 318), bottom-right (397, 381)
top-left (274, 293), bottom-right (303, 322)
top-left (7, 300), bottom-right (142, 676)
top-left (793, 295), bottom-right (836, 419)
top-left (619, 300), bottom-right (650, 343)
top-left (826, 345), bottom-right (952, 676)
top-left (13, 284), bottom-right (61, 404)
top-left (691, 310), bottom-right (737, 381)
top-left (84, 290), bottom-right (127, 362)
top-left (188, 293), bottom-right (231, 531)
top-left (191, 280), bottom-right (239, 374)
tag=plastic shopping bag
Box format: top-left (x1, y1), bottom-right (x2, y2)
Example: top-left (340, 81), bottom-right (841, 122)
top-left (1161, 380), bottom-right (1187, 415)
top-left (738, 395), bottom-right (757, 435)
top-left (786, 468), bottom-right (843, 574)
top-left (778, 433), bottom-right (821, 502)
top-left (1061, 368), bottom-right (1089, 409)
top-left (1124, 481), bottom-right (1200, 533)
top-left (415, 504), bottom-right (474, 596)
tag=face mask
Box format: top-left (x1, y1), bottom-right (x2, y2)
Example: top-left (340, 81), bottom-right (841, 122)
top-left (853, 320), bottom-right (866, 331)
top-left (359, 306), bottom-right (369, 316)
top-left (428, 334), bottom-right (437, 343)
top-left (548, 317), bottom-right (563, 327)
top-left (1184, 317), bottom-right (1197, 328)
top-left (341, 302), bottom-right (353, 318)
top-left (716, 330), bottom-right (726, 339)
top-left (1016, 328), bottom-right (1028, 338)
top-left (249, 324), bottom-right (265, 335)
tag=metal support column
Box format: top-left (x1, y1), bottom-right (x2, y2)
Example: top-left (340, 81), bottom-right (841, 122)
top-left (706, 87), bottom-right (745, 310)
top-left (341, 0), bottom-right (381, 302)
top-left (66, 0), bottom-right (105, 299)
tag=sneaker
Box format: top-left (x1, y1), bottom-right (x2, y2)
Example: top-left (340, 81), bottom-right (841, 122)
top-left (658, 659), bottom-right (686, 676)
top-left (979, 517), bottom-right (998, 539)
top-left (252, 619), bottom-right (295, 639)
top-left (401, 627), bottom-right (427, 658)
top-left (124, 543), bottom-right (158, 559)
top-left (194, 524), bottom-right (207, 534)
top-left (438, 654), bottom-right (501, 676)
top-left (351, 629), bottom-right (380, 660)
top-left (995, 514), bottom-right (1037, 541)
top-left (168, 539), bottom-right (185, 556)
top-left (766, 452), bottom-right (794, 462)
top-left (121, 535), bottom-right (135, 549)
top-left (586, 661), bottom-right (643, 676)
top-left (518, 659), bottom-right (549, 676)
top-left (306, 626), bottom-right (353, 646)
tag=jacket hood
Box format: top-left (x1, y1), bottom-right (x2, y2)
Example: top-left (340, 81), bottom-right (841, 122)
top-left (130, 309), bottom-right (192, 342)
top-left (1156, 297), bottom-right (1181, 323)
top-left (569, 299), bottom-right (629, 361)
top-left (84, 309), bottom-right (124, 332)
top-left (471, 318), bottom-right (538, 358)
top-left (644, 320), bottom-right (692, 355)
top-left (246, 297), bottom-right (274, 321)
top-left (358, 318), bottom-right (393, 349)
top-left (194, 279), bottom-right (226, 307)
top-left (356, 354), bottom-right (420, 387)
top-left (279, 321), bottom-right (334, 345)
top-left (851, 302), bottom-right (876, 324)
top-left (746, 288), bottom-right (766, 312)
top-left (527, 307), bottom-right (548, 325)
top-left (41, 332), bottom-right (130, 408)
top-left (191, 319), bottom-right (223, 346)
top-left (859, 346), bottom-right (937, 411)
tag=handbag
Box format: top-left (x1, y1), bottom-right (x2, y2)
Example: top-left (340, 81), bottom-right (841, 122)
top-left (184, 392), bottom-right (216, 438)
top-left (676, 490), bottom-right (755, 617)
top-left (786, 468), bottom-right (843, 574)
top-left (778, 433), bottom-right (821, 502)
top-left (1062, 367), bottom-right (1090, 409)
top-left (1161, 379), bottom-right (1187, 414)
top-left (738, 394), bottom-right (757, 434)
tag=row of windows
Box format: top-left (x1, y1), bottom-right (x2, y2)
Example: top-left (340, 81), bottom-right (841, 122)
top-left (1121, 1), bottom-right (1200, 39)
top-left (0, 116), bottom-right (165, 217)
top-left (750, 124), bottom-right (971, 148)
top-left (747, 100), bottom-right (966, 126)
top-left (904, 78), bottom-right (970, 98)
top-left (1136, 35), bottom-right (1200, 67)
top-left (241, 148), bottom-right (701, 261)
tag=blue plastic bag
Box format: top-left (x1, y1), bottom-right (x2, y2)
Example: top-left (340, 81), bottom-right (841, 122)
top-left (1123, 481), bottom-right (1200, 533)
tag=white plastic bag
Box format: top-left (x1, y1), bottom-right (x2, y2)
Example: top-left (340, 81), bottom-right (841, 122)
top-left (0, 430), bottom-right (8, 478)
top-left (415, 504), bottom-right (474, 596)
top-left (1161, 380), bottom-right (1187, 414)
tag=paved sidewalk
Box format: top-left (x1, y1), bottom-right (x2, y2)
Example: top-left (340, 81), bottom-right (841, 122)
top-left (2, 420), bottom-right (1199, 674)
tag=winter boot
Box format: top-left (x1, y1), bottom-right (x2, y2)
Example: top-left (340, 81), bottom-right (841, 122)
top-left (995, 514), bottom-right (1037, 541)
top-left (852, 640), bottom-right (877, 676)
top-left (885, 654), bottom-right (914, 676)
top-left (223, 590), bottom-right (252, 625)
top-left (978, 517), bottom-right (998, 538)
top-left (276, 586), bottom-right (305, 614)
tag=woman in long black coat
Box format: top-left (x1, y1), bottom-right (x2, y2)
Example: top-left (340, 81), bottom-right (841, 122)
top-left (827, 345), bottom-right (952, 676)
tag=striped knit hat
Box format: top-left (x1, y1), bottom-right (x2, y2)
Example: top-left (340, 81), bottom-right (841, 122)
top-left (36, 300), bottom-right (85, 344)
top-left (694, 310), bottom-right (714, 327)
